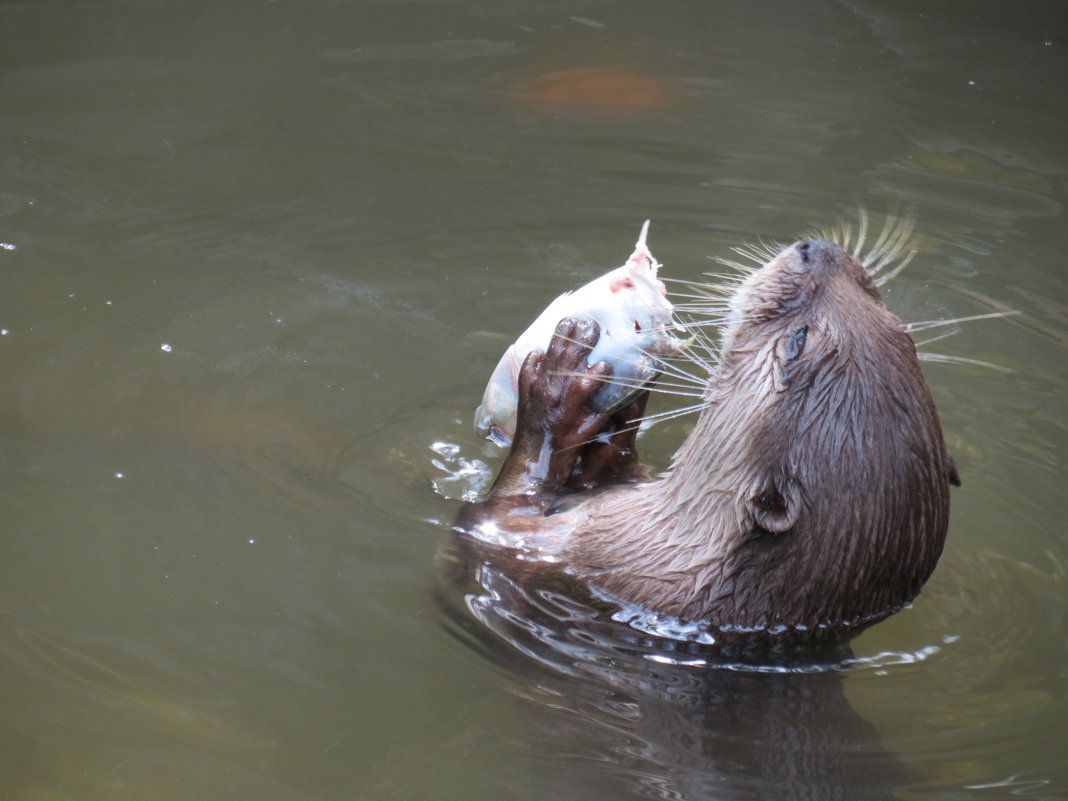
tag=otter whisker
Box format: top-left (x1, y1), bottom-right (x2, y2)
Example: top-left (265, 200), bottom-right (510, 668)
top-left (548, 369), bottom-right (646, 390)
top-left (807, 207), bottom-right (921, 281)
top-left (713, 257), bottom-right (761, 275)
top-left (544, 329), bottom-right (714, 395)
top-left (672, 314), bottom-right (731, 326)
top-left (671, 298), bottom-right (732, 309)
top-left (816, 213), bottom-right (858, 258)
top-left (632, 400), bottom-right (711, 426)
top-left (672, 317), bottom-right (731, 332)
top-left (847, 206), bottom-right (903, 269)
top-left (884, 220), bottom-right (916, 266)
top-left (673, 298), bottom-right (736, 311)
top-left (906, 310), bottom-right (1020, 333)
top-left (866, 210), bottom-right (917, 277)
top-left (731, 239), bottom-right (787, 266)
top-left (681, 295), bottom-right (733, 307)
top-left (758, 237), bottom-right (789, 260)
top-left (862, 211), bottom-right (900, 268)
top-left (644, 385), bottom-right (707, 399)
top-left (558, 398), bottom-right (712, 454)
top-left (816, 219), bottom-right (843, 252)
top-left (661, 288), bottom-right (720, 300)
top-left (917, 352), bottom-right (1014, 373)
top-left (667, 305), bottom-right (731, 316)
top-left (837, 225), bottom-right (850, 253)
top-left (674, 298), bottom-right (733, 310)
top-left (729, 247), bottom-right (766, 266)
top-left (670, 304), bottom-right (733, 317)
top-left (664, 274), bottom-right (743, 288)
top-left (674, 355), bottom-right (717, 381)
top-left (852, 207), bottom-right (869, 259)
top-left (700, 274), bottom-right (749, 287)
top-left (667, 336), bottom-right (720, 379)
top-left (677, 330), bottom-right (719, 348)
top-left (687, 279), bottom-right (747, 296)
top-left (649, 354), bottom-right (715, 387)
top-left (554, 369), bottom-right (707, 399)
top-left (911, 312), bottom-right (1021, 352)
top-left (912, 329), bottom-right (961, 348)
top-left (668, 311), bottom-right (730, 322)
top-left (664, 290), bottom-right (734, 304)
top-left (675, 324), bottom-right (721, 350)
top-left (621, 405), bottom-right (701, 430)
top-left (643, 381), bottom-right (708, 397)
top-left (688, 287), bottom-right (743, 303)
top-left (873, 247), bottom-right (916, 285)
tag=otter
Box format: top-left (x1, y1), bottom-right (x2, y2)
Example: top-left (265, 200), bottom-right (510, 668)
top-left (458, 236), bottom-right (960, 643)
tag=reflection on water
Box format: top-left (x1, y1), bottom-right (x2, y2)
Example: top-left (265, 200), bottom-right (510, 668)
top-left (12, 622), bottom-right (266, 749)
top-left (1, 0), bottom-right (1066, 799)
top-left (438, 538), bottom-right (911, 800)
top-left (512, 65), bottom-right (674, 118)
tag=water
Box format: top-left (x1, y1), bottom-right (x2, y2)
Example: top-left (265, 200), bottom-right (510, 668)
top-left (1, 0), bottom-right (1065, 798)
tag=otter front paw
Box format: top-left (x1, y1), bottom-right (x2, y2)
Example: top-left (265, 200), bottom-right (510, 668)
top-left (514, 318), bottom-right (613, 456)
top-left (567, 390), bottom-right (651, 490)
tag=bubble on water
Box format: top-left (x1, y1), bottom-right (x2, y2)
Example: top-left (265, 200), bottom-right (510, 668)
top-left (430, 441), bottom-right (493, 501)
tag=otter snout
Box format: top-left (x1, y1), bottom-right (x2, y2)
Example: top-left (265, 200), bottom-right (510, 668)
top-left (796, 238), bottom-right (841, 265)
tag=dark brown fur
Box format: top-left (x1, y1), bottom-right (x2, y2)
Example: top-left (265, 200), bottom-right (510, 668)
top-left (459, 238), bottom-right (959, 641)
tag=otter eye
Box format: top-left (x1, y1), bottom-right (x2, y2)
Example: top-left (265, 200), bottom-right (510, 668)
top-left (786, 325), bottom-right (808, 361)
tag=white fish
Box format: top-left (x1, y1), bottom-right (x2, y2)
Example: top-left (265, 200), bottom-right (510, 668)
top-left (475, 220), bottom-right (682, 446)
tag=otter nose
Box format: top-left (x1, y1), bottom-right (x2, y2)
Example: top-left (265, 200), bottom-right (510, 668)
top-left (797, 238), bottom-right (838, 265)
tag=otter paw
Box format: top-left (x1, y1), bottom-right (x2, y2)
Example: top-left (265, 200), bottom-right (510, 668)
top-left (567, 390), bottom-right (651, 490)
top-left (514, 318), bottom-right (613, 453)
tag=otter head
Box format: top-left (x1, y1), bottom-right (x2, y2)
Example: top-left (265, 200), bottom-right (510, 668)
top-left (657, 237), bottom-right (958, 635)
top-left (723, 237), bottom-right (884, 390)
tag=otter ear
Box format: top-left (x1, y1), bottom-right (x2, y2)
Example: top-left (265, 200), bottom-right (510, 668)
top-left (947, 452), bottom-right (961, 487)
top-left (747, 477), bottom-right (800, 534)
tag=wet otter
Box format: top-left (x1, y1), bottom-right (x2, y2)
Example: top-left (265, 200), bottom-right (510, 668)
top-left (458, 236), bottom-right (960, 642)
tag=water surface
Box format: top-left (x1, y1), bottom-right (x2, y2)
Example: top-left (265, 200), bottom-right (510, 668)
top-left (1, 1), bottom-right (1066, 799)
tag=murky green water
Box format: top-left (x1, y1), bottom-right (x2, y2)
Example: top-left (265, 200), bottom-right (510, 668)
top-left (1, 1), bottom-right (1065, 799)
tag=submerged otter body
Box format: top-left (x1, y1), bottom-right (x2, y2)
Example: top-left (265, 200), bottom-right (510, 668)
top-left (459, 237), bottom-right (959, 643)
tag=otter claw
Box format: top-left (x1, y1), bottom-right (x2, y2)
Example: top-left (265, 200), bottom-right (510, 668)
top-left (546, 317), bottom-right (600, 367)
